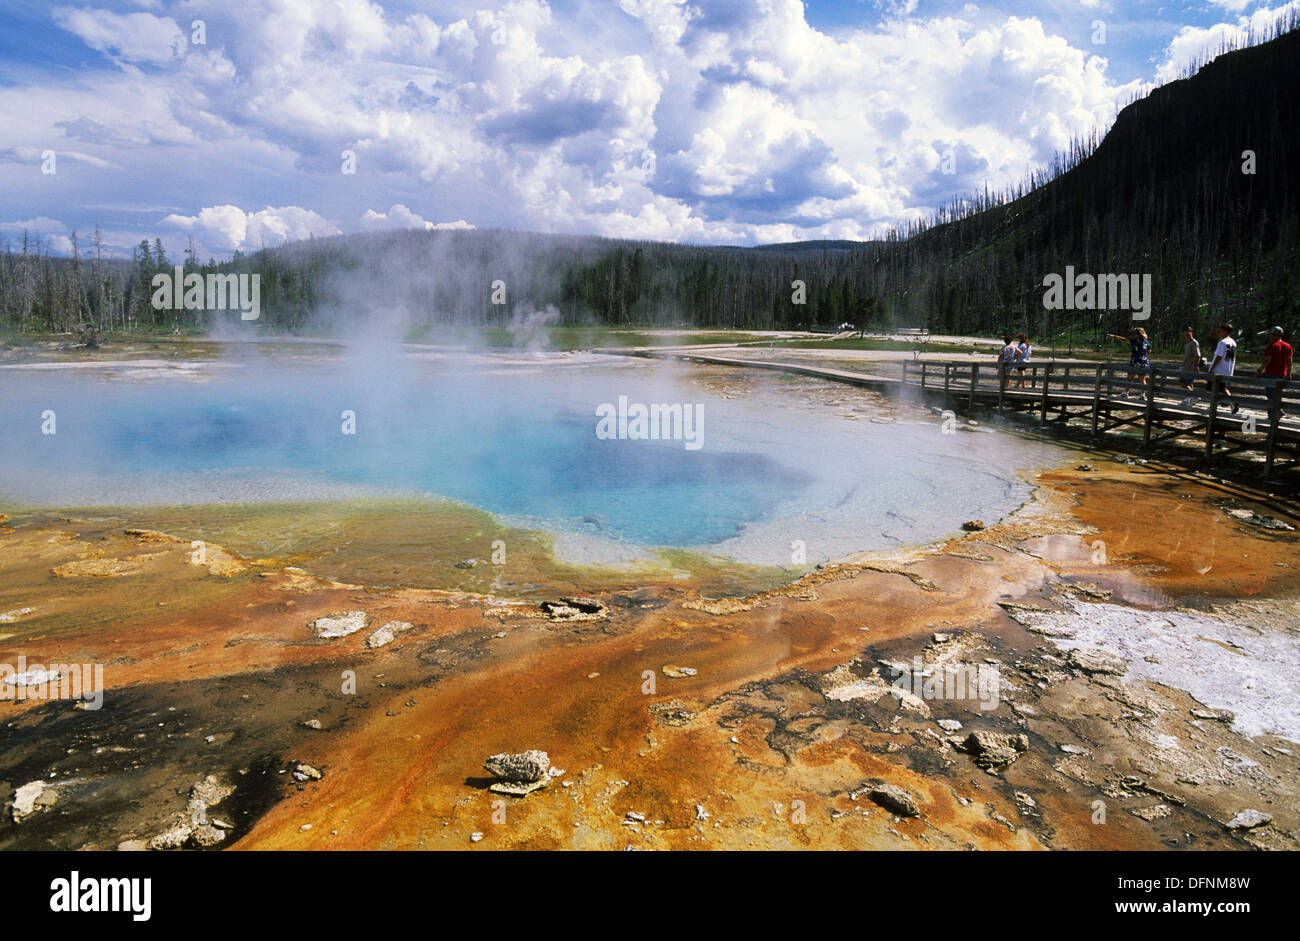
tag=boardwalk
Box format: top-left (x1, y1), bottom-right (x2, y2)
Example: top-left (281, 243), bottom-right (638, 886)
top-left (603, 347), bottom-right (1300, 485)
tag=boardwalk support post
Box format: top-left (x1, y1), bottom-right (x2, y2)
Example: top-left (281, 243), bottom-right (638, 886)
top-left (1142, 366), bottom-right (1157, 450)
top-left (1039, 363), bottom-right (1052, 423)
top-left (1265, 379), bottom-right (1284, 478)
top-left (1091, 365), bottom-right (1103, 435)
top-left (1205, 377), bottom-right (1221, 463)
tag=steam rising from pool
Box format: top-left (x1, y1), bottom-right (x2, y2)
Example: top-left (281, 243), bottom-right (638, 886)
top-left (0, 348), bottom-right (1056, 566)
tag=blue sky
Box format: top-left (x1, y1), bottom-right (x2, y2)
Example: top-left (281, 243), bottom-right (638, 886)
top-left (1, 0), bottom-right (1295, 259)
top-left (802, 1), bottom-right (1253, 82)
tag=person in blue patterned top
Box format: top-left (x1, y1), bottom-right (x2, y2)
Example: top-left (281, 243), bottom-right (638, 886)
top-left (998, 335), bottom-right (1017, 390)
top-left (1107, 327), bottom-right (1150, 397)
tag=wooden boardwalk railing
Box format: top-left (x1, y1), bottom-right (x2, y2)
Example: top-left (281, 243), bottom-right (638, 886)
top-left (901, 360), bottom-right (1300, 478)
top-left (602, 346), bottom-right (1299, 482)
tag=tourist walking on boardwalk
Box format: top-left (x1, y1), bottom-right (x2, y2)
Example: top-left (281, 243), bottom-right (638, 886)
top-left (1255, 325), bottom-right (1293, 423)
top-left (998, 335), bottom-right (1016, 390)
top-left (1013, 334), bottom-right (1032, 388)
top-left (1256, 326), bottom-right (1293, 380)
top-left (1179, 325), bottom-right (1201, 402)
top-left (1207, 322), bottom-right (1239, 414)
top-left (1107, 327), bottom-right (1150, 396)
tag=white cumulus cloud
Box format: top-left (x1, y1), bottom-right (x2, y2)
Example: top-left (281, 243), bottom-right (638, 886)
top-left (52, 6), bottom-right (186, 65)
top-left (1156, 0), bottom-right (1300, 83)
top-left (161, 204), bottom-right (341, 252)
top-left (360, 204), bottom-right (474, 230)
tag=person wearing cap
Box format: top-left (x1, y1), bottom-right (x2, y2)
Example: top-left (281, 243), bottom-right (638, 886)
top-left (1257, 326), bottom-right (1293, 380)
top-left (1256, 326), bottom-right (1292, 423)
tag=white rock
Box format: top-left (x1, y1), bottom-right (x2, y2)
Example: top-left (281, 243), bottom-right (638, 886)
top-left (291, 762), bottom-right (323, 782)
top-left (191, 824), bottom-right (226, 847)
top-left (1226, 809), bottom-right (1271, 830)
top-left (364, 620), bottom-right (414, 649)
top-left (3, 669), bottom-right (62, 688)
top-left (11, 780), bottom-right (54, 822)
top-left (311, 611), bottom-right (371, 639)
top-left (147, 826), bottom-right (192, 850)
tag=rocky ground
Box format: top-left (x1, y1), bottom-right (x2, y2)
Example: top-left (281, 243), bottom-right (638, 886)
top-left (0, 452), bottom-right (1296, 851)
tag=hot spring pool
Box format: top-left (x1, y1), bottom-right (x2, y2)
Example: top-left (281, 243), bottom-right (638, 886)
top-left (0, 349), bottom-right (1059, 566)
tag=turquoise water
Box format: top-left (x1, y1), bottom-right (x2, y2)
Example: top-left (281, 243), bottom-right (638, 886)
top-left (113, 388), bottom-right (805, 547)
top-left (0, 352), bottom-right (1051, 563)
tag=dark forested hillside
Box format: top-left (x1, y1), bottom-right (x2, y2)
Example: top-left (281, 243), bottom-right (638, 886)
top-left (902, 13), bottom-right (1300, 342)
top-left (3, 16), bottom-right (1297, 346)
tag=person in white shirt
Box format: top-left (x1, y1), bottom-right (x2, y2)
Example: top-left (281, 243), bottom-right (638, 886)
top-left (1207, 322), bottom-right (1239, 414)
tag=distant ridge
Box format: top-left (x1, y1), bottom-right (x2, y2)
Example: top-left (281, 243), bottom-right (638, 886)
top-left (745, 240), bottom-right (869, 253)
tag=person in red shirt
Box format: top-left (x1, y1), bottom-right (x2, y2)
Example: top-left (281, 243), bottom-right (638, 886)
top-left (1257, 326), bottom-right (1293, 379)
top-left (1255, 326), bottom-right (1292, 424)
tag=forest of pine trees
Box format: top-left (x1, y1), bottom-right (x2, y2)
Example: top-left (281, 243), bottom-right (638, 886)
top-left (2, 15), bottom-right (1297, 349)
top-left (0, 228), bottom-right (243, 339)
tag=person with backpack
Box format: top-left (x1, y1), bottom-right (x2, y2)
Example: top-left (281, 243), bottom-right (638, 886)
top-left (998, 335), bottom-right (1016, 390)
top-left (1013, 333), bottom-right (1032, 388)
